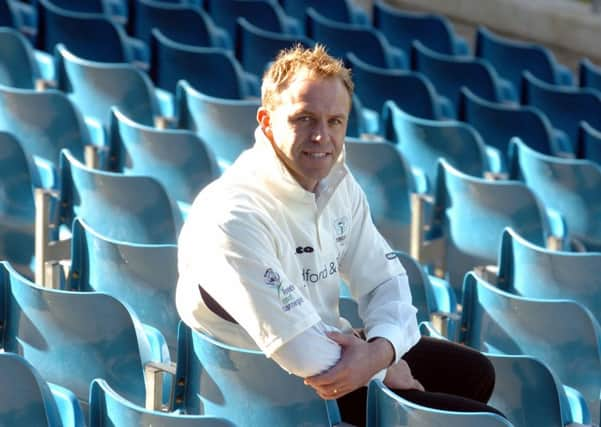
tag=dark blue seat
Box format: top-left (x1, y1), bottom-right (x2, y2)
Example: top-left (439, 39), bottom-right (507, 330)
top-left (0, 0), bottom-right (36, 38)
top-left (306, 7), bottom-right (406, 69)
top-left (579, 57), bottom-right (601, 93)
top-left (279, 0), bottom-right (369, 25)
top-left (475, 26), bottom-right (574, 97)
top-left (372, 0), bottom-right (469, 56)
top-left (150, 29), bottom-right (259, 98)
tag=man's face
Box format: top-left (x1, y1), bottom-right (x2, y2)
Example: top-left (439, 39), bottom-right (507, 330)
top-left (258, 73), bottom-right (351, 192)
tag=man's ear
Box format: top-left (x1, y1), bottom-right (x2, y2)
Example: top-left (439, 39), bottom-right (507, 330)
top-left (257, 107), bottom-right (272, 137)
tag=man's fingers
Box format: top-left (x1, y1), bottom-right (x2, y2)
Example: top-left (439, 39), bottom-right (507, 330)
top-left (325, 331), bottom-right (355, 346)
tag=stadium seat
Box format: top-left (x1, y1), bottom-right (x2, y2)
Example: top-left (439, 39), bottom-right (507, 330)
top-left (372, 0), bottom-right (469, 56)
top-left (0, 352), bottom-right (85, 427)
top-left (579, 57), bottom-right (601, 93)
top-left (509, 137), bottom-right (601, 251)
top-left (306, 7), bottom-right (406, 69)
top-left (576, 121), bottom-right (601, 165)
top-left (0, 0), bottom-right (36, 39)
top-left (0, 26), bottom-right (41, 89)
top-left (47, 0), bottom-right (126, 21)
top-left (176, 80), bottom-right (260, 171)
top-left (149, 29), bottom-right (259, 98)
top-left (279, 0), bottom-right (369, 26)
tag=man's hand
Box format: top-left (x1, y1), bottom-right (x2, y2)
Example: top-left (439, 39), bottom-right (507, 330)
top-left (303, 331), bottom-right (394, 399)
top-left (383, 359), bottom-right (424, 392)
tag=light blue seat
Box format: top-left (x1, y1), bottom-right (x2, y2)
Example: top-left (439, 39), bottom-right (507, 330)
top-left (411, 41), bottom-right (515, 118)
top-left (509, 137), bottom-right (601, 251)
top-left (306, 7), bottom-right (406, 69)
top-left (0, 0), bottom-right (36, 39)
top-left (150, 29), bottom-right (259, 98)
top-left (475, 26), bottom-right (574, 98)
top-left (235, 17), bottom-right (314, 78)
top-left (366, 379), bottom-right (512, 427)
top-left (0, 26), bottom-right (41, 89)
top-left (109, 108), bottom-right (220, 205)
top-left (347, 52), bottom-right (446, 129)
top-left (576, 121), bottom-right (601, 165)
top-left (279, 0), bottom-right (369, 25)
top-left (0, 261), bottom-right (167, 415)
top-left (203, 0), bottom-right (301, 43)
top-left (579, 57), bottom-right (601, 93)
top-left (173, 322), bottom-right (340, 426)
top-left (0, 352), bottom-right (85, 427)
top-left (372, 0), bottom-right (469, 56)
top-left (460, 272), bottom-right (601, 426)
top-left (35, 0), bottom-right (147, 65)
top-left (176, 80), bottom-right (259, 171)
top-left (69, 217), bottom-right (180, 356)
top-left (129, 0), bottom-right (230, 48)
top-left (521, 71), bottom-right (601, 154)
top-left (89, 378), bottom-right (235, 427)
top-left (458, 87), bottom-right (566, 171)
top-left (382, 102), bottom-right (489, 190)
top-left (55, 44), bottom-right (162, 129)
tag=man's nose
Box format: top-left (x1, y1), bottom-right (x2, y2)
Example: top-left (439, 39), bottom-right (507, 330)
top-left (311, 121), bottom-right (329, 142)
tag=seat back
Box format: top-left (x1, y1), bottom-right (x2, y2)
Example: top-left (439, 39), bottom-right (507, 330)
top-left (55, 44), bottom-right (158, 128)
top-left (280, 0), bottom-right (354, 24)
top-left (576, 121), bottom-right (601, 165)
top-left (348, 53), bottom-right (440, 120)
top-left (58, 149), bottom-right (180, 244)
top-left (367, 379), bottom-right (512, 427)
top-left (345, 139), bottom-right (413, 253)
top-left (45, 0), bottom-right (106, 14)
top-left (176, 80), bottom-right (259, 171)
top-left (0, 261), bottom-right (151, 411)
top-left (579, 58), bottom-right (601, 93)
top-left (460, 272), bottom-right (601, 426)
top-left (509, 137), bottom-right (601, 250)
top-left (0, 27), bottom-right (39, 89)
top-left (174, 323), bottom-right (336, 426)
top-left (383, 102), bottom-right (488, 190)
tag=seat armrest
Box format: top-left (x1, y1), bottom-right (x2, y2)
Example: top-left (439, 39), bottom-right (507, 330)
top-left (545, 207), bottom-right (567, 250)
top-left (562, 385), bottom-right (591, 425)
top-left (48, 383), bottom-right (86, 427)
top-left (556, 64), bottom-right (574, 86)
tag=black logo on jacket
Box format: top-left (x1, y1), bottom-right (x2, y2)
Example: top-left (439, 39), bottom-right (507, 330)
top-left (295, 246), bottom-right (314, 254)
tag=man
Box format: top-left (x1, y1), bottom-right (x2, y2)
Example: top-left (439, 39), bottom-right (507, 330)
top-left (177, 44), bottom-right (501, 425)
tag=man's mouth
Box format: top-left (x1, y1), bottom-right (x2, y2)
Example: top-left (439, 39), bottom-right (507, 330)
top-left (304, 152), bottom-right (330, 158)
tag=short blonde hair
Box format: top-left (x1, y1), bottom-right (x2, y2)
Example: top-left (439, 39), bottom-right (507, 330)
top-left (261, 44), bottom-right (354, 110)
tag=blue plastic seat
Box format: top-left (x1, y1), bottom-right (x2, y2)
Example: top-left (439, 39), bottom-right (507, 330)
top-left (89, 378), bottom-right (234, 427)
top-left (55, 44), bottom-right (162, 129)
top-left (0, 352), bottom-right (85, 427)
top-left (367, 379), bottom-right (512, 427)
top-left (579, 57), bottom-right (601, 93)
top-left (203, 0), bottom-right (301, 43)
top-left (174, 322), bottom-right (340, 426)
top-left (521, 71), bottom-right (601, 153)
top-left (576, 121), bottom-right (601, 165)
top-left (176, 80), bottom-right (260, 171)
top-left (509, 137), bottom-right (601, 251)
top-left (460, 272), bottom-right (601, 426)
top-left (235, 17), bottom-right (314, 78)
top-left (347, 53), bottom-right (445, 128)
top-left (306, 7), bottom-right (406, 69)
top-left (372, 0), bottom-right (469, 56)
top-left (411, 41), bottom-right (515, 118)
top-left (128, 0), bottom-right (230, 48)
top-left (279, 0), bottom-right (369, 25)
top-left (0, 26), bottom-right (41, 89)
top-left (382, 102), bottom-right (489, 191)
top-left (46, 0), bottom-right (126, 21)
top-left (475, 26), bottom-right (574, 97)
top-left (0, 261), bottom-right (166, 415)
top-left (150, 29), bottom-right (259, 98)
top-left (109, 108), bottom-right (220, 205)
top-left (0, 0), bottom-right (36, 38)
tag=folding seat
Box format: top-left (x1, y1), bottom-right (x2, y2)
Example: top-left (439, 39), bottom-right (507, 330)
top-left (89, 379), bottom-right (234, 427)
top-left (579, 57), bottom-right (601, 93)
top-left (0, 261), bottom-right (170, 416)
top-left (521, 71), bottom-right (601, 153)
top-left (172, 323), bottom-right (342, 426)
top-left (306, 7), bottom-right (405, 69)
top-left (279, 0), bottom-right (369, 26)
top-left (235, 17), bottom-right (314, 78)
top-left (149, 29), bottom-right (259, 98)
top-left (509, 137), bottom-right (601, 251)
top-left (176, 80), bottom-right (260, 171)
top-left (366, 379), bottom-right (512, 427)
top-left (0, 352), bottom-right (85, 427)
top-left (35, 0), bottom-right (147, 65)
top-left (381, 101), bottom-right (489, 190)
top-left (458, 87), bottom-right (567, 172)
top-left (475, 26), bottom-right (574, 98)
top-left (108, 108), bottom-right (220, 205)
top-left (411, 41), bottom-right (515, 118)
top-left (576, 121), bottom-right (601, 165)
top-left (46, 0), bottom-right (126, 21)
top-left (0, 27), bottom-right (42, 89)
top-left (372, 0), bottom-right (469, 56)
top-left (459, 272), bottom-right (601, 426)
top-left (128, 0), bottom-right (230, 49)
top-left (203, 0), bottom-right (302, 44)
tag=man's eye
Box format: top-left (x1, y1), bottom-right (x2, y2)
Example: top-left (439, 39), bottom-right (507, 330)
top-left (330, 118), bottom-right (343, 125)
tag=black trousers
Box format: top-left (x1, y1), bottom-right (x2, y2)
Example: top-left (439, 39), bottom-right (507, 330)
top-left (336, 337), bottom-right (503, 426)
